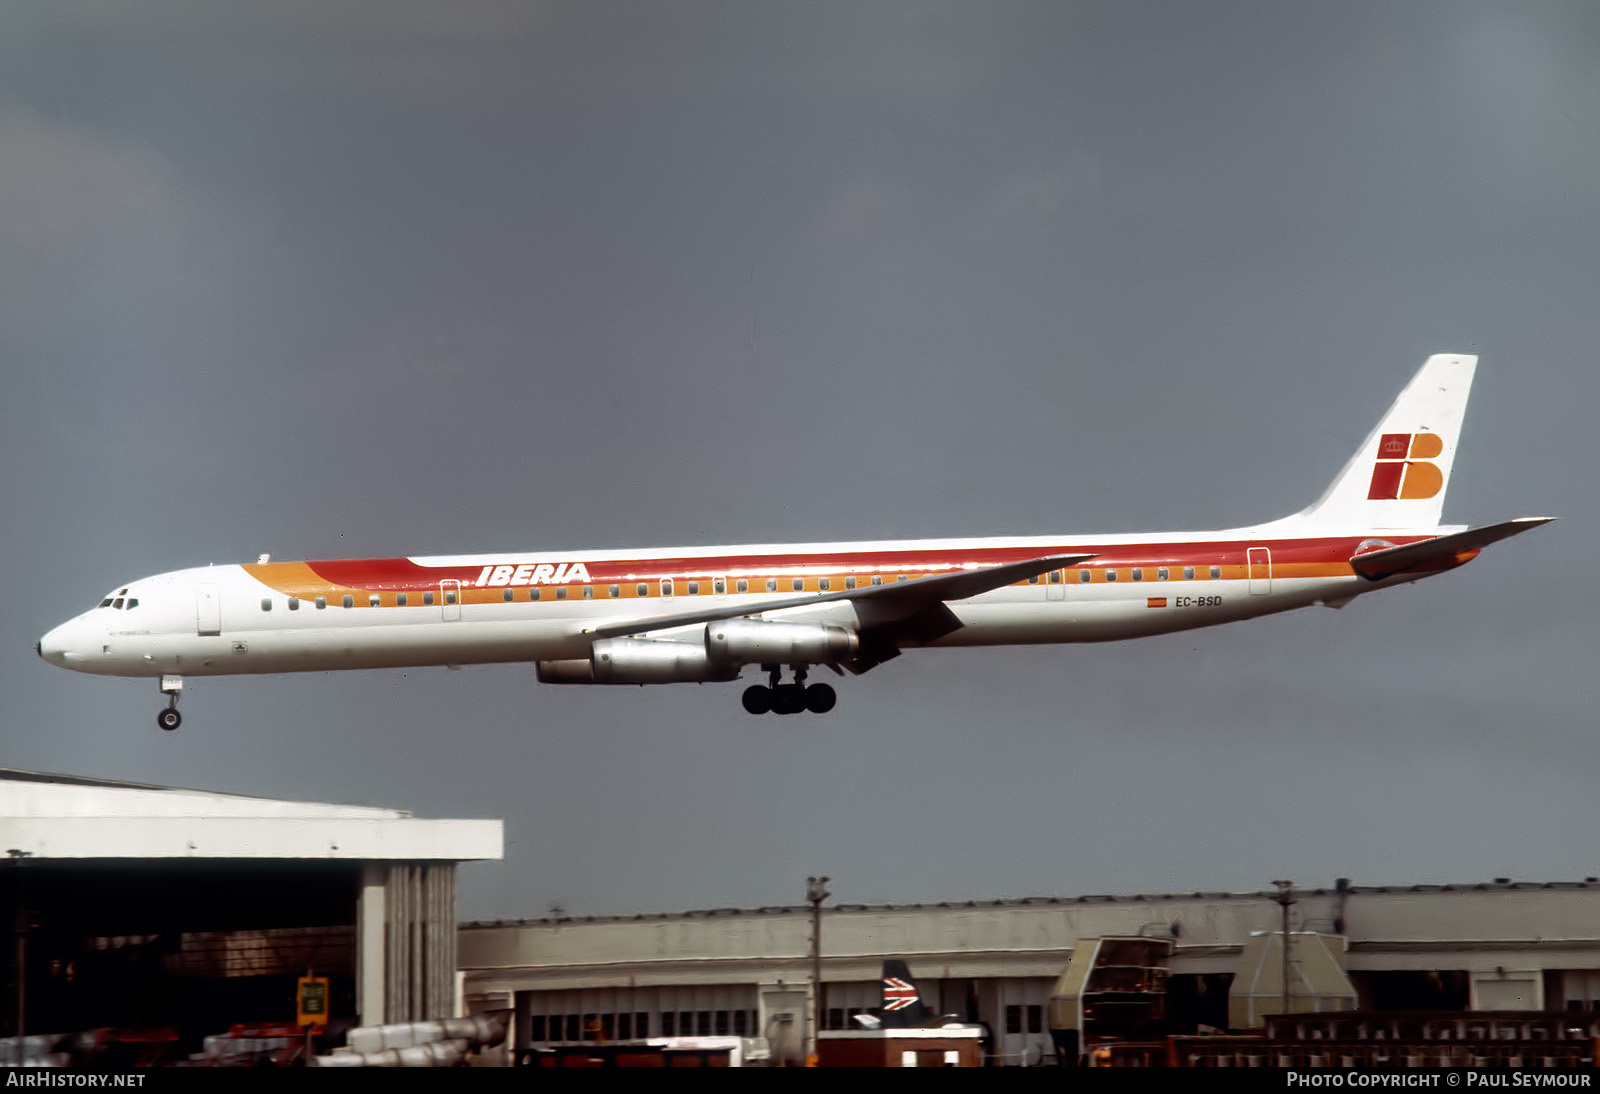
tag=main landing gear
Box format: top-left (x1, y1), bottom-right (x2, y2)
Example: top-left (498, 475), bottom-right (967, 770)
top-left (157, 674), bottom-right (183, 731)
top-left (741, 665), bottom-right (836, 716)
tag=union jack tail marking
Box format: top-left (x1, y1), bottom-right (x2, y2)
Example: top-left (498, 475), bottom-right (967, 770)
top-left (883, 977), bottom-right (919, 1011)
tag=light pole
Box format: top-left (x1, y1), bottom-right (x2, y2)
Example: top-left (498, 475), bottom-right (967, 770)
top-left (806, 876), bottom-right (830, 1066)
top-left (1272, 880), bottom-right (1297, 1019)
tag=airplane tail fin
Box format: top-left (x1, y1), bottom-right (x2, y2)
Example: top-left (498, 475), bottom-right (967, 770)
top-left (878, 959), bottom-right (932, 1028)
top-left (1286, 353), bottom-right (1477, 529)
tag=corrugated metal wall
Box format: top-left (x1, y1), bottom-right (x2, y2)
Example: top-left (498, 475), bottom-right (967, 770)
top-left (383, 862), bottom-right (457, 1021)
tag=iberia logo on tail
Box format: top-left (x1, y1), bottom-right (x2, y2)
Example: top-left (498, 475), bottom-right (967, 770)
top-left (1367, 432), bottom-right (1444, 500)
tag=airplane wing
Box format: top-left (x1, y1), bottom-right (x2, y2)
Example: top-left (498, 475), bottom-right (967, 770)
top-left (1350, 517), bottom-right (1554, 581)
top-left (584, 553), bottom-right (1096, 643)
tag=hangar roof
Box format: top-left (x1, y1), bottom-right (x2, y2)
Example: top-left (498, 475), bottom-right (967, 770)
top-left (0, 767), bottom-right (502, 861)
top-left (465, 878), bottom-right (1600, 928)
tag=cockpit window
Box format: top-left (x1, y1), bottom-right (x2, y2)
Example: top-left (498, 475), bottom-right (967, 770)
top-left (99, 599), bottom-right (113, 608)
top-left (126, 599), bottom-right (138, 609)
top-left (112, 598), bottom-right (125, 609)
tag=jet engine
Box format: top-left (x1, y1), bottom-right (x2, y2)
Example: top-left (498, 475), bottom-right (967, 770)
top-left (536, 638), bottom-right (739, 685)
top-left (536, 620), bottom-right (860, 686)
top-left (703, 618), bottom-right (858, 665)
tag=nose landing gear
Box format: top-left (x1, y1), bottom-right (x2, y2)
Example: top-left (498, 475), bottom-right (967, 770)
top-left (741, 665), bottom-right (837, 716)
top-left (157, 675), bottom-right (183, 731)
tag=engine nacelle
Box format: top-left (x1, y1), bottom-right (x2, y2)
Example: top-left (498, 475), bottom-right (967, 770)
top-left (536, 638), bottom-right (739, 685)
top-left (704, 618), bottom-right (858, 665)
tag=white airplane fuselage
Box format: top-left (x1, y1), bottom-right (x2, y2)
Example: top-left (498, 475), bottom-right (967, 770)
top-left (38, 526), bottom-right (1457, 679)
top-left (36, 353), bottom-right (1552, 726)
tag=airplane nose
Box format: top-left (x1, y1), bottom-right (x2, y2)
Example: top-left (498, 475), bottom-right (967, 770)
top-left (37, 624), bottom-right (74, 668)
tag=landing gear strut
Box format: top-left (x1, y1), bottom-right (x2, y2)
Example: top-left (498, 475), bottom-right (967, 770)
top-left (157, 674), bottom-right (183, 731)
top-left (742, 665), bottom-right (836, 716)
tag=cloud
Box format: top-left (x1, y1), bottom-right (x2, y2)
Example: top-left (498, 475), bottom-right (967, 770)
top-left (22, 1), bottom-right (1087, 108)
top-left (0, 104), bottom-right (258, 328)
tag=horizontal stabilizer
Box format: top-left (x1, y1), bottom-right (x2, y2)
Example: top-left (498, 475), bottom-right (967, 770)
top-left (1351, 517), bottom-right (1554, 581)
top-left (586, 553), bottom-right (1094, 640)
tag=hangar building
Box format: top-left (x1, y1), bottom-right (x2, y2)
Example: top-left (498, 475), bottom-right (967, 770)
top-left (0, 767), bottom-right (501, 1057)
top-left (461, 878), bottom-right (1600, 1066)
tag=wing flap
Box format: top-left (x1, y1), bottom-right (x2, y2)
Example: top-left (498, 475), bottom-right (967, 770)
top-left (1350, 517), bottom-right (1554, 581)
top-left (585, 553), bottom-right (1095, 640)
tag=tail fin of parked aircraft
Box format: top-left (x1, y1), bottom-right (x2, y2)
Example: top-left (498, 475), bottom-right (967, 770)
top-left (1286, 353), bottom-right (1477, 530)
top-left (878, 959), bottom-right (932, 1028)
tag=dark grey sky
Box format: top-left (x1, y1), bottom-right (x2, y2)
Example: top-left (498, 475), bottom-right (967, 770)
top-left (5, 2), bottom-right (1596, 919)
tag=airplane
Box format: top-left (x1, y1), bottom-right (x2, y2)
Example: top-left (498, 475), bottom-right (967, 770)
top-left (37, 353), bottom-right (1551, 730)
top-left (852, 959), bottom-right (948, 1030)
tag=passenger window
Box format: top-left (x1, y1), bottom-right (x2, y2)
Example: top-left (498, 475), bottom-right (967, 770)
top-left (315, 597), bottom-right (327, 609)
top-left (1184, 566), bottom-right (1195, 580)
top-left (582, 586), bottom-right (593, 599)
top-left (368, 594), bottom-right (380, 607)
top-left (529, 588), bottom-right (540, 601)
top-left (634, 584), bottom-right (645, 598)
top-left (871, 575), bottom-right (882, 586)
top-left (897, 574), bottom-right (906, 583)
top-left (556, 587), bottom-right (567, 600)
top-left (1210, 565), bottom-right (1221, 579)
top-left (423, 592), bottom-right (435, 605)
top-left (736, 579), bottom-right (748, 593)
top-left (1132, 568), bottom-right (1143, 582)
top-left (342, 595), bottom-right (354, 608)
top-left (445, 590), bottom-right (457, 605)
top-left (712, 578), bottom-right (724, 594)
top-left (1105, 570), bottom-right (1117, 582)
top-left (688, 581), bottom-right (699, 595)
top-left (610, 585), bottom-right (621, 598)
top-left (766, 578), bottom-right (777, 592)
top-left (287, 598), bottom-right (298, 610)
top-left (503, 589), bottom-right (513, 602)
top-left (819, 577), bottom-right (830, 591)
top-left (257, 598), bottom-right (268, 611)
top-left (1079, 569), bottom-right (1091, 583)
top-left (1028, 575), bottom-right (1040, 585)
top-left (396, 593), bottom-right (407, 606)
top-left (1157, 567), bottom-right (1168, 581)
top-left (793, 578), bottom-right (804, 592)
top-left (662, 580), bottom-right (673, 596)
top-left (1049, 570), bottom-right (1063, 584)
top-left (845, 576), bottom-right (856, 590)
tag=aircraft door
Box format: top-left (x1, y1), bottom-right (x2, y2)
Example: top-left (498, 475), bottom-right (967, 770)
top-left (440, 579), bottom-right (461, 621)
top-left (196, 584), bottom-right (222, 635)
top-left (1248, 547), bottom-right (1272, 596)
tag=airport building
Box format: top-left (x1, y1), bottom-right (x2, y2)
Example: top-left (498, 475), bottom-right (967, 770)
top-left (0, 767), bottom-right (501, 1061)
top-left (461, 878), bottom-right (1600, 1066)
top-left (9, 764), bottom-right (1598, 1066)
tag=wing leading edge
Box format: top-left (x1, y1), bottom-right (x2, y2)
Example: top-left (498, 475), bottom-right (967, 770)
top-left (583, 553), bottom-right (1096, 642)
